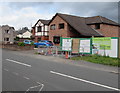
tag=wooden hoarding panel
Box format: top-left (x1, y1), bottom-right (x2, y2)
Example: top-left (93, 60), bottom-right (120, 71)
top-left (72, 39), bottom-right (80, 53)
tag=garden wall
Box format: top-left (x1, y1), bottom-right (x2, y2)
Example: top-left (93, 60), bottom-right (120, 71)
top-left (1, 44), bottom-right (34, 51)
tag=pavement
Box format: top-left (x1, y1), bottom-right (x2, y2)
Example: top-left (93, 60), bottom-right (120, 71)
top-left (2, 49), bottom-right (119, 92)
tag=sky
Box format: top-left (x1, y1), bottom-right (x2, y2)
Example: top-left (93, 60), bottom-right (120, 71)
top-left (0, 1), bottom-right (119, 30)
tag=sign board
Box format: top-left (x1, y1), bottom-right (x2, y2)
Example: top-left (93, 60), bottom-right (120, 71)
top-left (61, 37), bottom-right (118, 58)
top-left (119, 38), bottom-right (120, 58)
top-left (61, 38), bottom-right (92, 54)
top-left (62, 38), bottom-right (72, 51)
top-left (92, 37), bottom-right (111, 50)
top-left (92, 37), bottom-right (118, 58)
top-left (79, 39), bottom-right (91, 54)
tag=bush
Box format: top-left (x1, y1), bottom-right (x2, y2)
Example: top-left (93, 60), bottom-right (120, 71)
top-left (18, 42), bottom-right (25, 46)
top-left (31, 42), bottom-right (34, 45)
top-left (14, 36), bottom-right (20, 41)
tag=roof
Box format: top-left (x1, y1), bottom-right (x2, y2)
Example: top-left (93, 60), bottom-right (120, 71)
top-left (51, 13), bottom-right (103, 36)
top-left (85, 16), bottom-right (119, 26)
top-left (33, 19), bottom-right (51, 27)
top-left (0, 25), bottom-right (15, 30)
top-left (16, 29), bottom-right (30, 35)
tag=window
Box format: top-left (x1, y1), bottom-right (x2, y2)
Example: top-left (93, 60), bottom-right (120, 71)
top-left (6, 38), bottom-right (9, 41)
top-left (5, 30), bottom-right (9, 33)
top-left (53, 36), bottom-right (60, 44)
top-left (50, 24), bottom-right (56, 30)
top-left (4, 38), bottom-right (9, 41)
top-left (37, 26), bottom-right (41, 32)
top-left (95, 24), bottom-right (100, 29)
top-left (59, 23), bottom-right (64, 29)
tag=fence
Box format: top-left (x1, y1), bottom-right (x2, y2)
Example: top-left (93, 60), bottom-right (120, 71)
top-left (37, 45), bottom-right (94, 58)
top-left (61, 37), bottom-right (119, 58)
top-left (37, 46), bottom-right (64, 56)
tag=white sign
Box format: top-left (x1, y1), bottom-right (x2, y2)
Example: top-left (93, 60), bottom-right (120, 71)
top-left (79, 39), bottom-right (91, 53)
top-left (62, 39), bottom-right (72, 51)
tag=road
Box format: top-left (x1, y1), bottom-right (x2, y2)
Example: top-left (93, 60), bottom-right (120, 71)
top-left (2, 49), bottom-right (119, 92)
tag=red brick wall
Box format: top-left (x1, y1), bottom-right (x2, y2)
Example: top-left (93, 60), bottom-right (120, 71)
top-left (49, 15), bottom-right (84, 43)
top-left (89, 24), bottom-right (119, 37)
top-left (32, 27), bottom-right (35, 35)
top-left (34, 36), bottom-right (49, 43)
top-left (49, 15), bottom-right (68, 42)
top-left (41, 36), bottom-right (49, 40)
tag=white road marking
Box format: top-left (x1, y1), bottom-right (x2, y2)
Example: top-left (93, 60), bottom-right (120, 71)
top-left (39, 84), bottom-right (44, 92)
top-left (50, 71), bottom-right (120, 91)
top-left (23, 76), bottom-right (30, 80)
top-left (25, 83), bottom-right (44, 93)
top-left (37, 82), bottom-right (42, 85)
top-left (4, 69), bottom-right (9, 71)
top-left (6, 59), bottom-right (31, 67)
top-left (12, 72), bottom-right (19, 76)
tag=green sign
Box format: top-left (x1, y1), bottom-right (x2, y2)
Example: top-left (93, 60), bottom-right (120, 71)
top-left (119, 37), bottom-right (120, 58)
top-left (92, 37), bottom-right (111, 50)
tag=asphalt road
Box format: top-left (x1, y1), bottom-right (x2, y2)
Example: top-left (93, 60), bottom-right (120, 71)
top-left (2, 49), bottom-right (119, 92)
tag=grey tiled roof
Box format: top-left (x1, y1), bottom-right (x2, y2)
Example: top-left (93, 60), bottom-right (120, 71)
top-left (56, 13), bottom-right (103, 36)
top-left (85, 16), bottom-right (119, 26)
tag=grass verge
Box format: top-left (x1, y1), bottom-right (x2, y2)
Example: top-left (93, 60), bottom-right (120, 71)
top-left (71, 55), bottom-right (120, 67)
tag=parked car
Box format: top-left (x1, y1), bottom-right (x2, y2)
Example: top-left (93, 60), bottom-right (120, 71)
top-left (23, 40), bottom-right (34, 44)
top-left (34, 40), bottom-right (53, 47)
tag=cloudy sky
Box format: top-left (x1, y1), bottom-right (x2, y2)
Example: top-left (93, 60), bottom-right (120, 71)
top-left (0, 1), bottom-right (119, 30)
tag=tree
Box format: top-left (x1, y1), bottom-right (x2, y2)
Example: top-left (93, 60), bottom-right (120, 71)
top-left (22, 27), bottom-right (29, 30)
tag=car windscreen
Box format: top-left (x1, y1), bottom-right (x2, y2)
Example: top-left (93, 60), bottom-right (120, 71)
top-left (40, 41), bottom-right (45, 42)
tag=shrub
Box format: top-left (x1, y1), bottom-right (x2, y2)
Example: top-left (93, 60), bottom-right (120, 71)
top-left (14, 36), bottom-right (20, 41)
top-left (31, 42), bottom-right (34, 45)
top-left (18, 42), bottom-right (25, 46)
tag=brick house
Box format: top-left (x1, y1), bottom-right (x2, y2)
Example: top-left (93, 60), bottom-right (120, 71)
top-left (85, 16), bottom-right (120, 37)
top-left (48, 13), bottom-right (119, 45)
top-left (32, 19), bottom-right (50, 42)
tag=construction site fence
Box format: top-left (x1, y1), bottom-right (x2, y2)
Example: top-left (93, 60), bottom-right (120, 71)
top-left (37, 46), bottom-right (97, 58)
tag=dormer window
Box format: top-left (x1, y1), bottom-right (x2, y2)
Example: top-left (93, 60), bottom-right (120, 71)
top-left (95, 23), bottom-right (100, 29)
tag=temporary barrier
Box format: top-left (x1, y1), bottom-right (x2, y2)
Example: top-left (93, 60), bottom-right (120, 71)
top-left (61, 38), bottom-right (72, 51)
top-left (79, 38), bottom-right (92, 54)
top-left (118, 37), bottom-right (120, 58)
top-left (37, 37), bottom-right (119, 58)
top-left (61, 37), bottom-right (119, 58)
top-left (92, 37), bottom-right (119, 58)
top-left (61, 38), bottom-right (92, 54)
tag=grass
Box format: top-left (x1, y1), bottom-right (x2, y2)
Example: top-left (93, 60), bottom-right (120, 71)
top-left (71, 55), bottom-right (120, 67)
